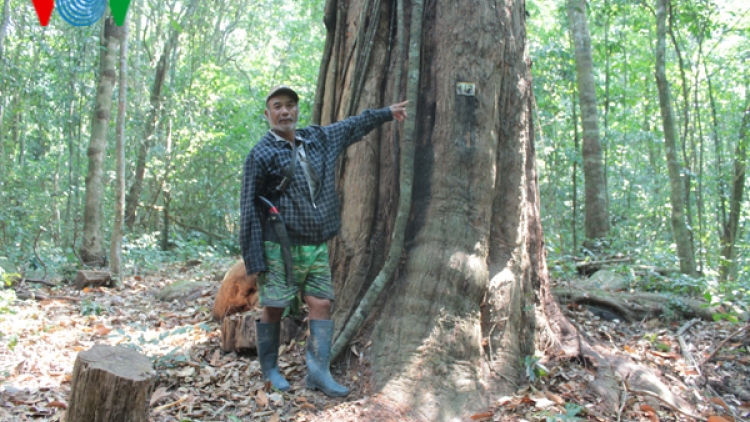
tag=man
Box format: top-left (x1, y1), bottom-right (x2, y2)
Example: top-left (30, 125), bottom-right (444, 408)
top-left (240, 85), bottom-right (407, 396)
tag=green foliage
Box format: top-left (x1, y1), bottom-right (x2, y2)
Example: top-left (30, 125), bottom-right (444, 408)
top-left (544, 403), bottom-right (585, 422)
top-left (0, 0), bottom-right (749, 320)
top-left (0, 289), bottom-right (17, 315)
top-left (524, 355), bottom-right (549, 382)
top-left (0, 0), bottom-right (324, 270)
top-left (79, 298), bottom-right (104, 316)
top-left (153, 346), bottom-right (190, 369)
top-left (529, 0), bottom-right (750, 283)
top-left (703, 283), bottom-right (749, 323)
top-left (6, 334), bottom-right (19, 352)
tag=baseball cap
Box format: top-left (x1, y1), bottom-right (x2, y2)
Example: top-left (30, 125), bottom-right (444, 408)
top-left (265, 85), bottom-right (299, 104)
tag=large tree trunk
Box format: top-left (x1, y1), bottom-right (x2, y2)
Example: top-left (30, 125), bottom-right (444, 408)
top-left (81, 15), bottom-right (122, 266)
top-left (654, 0), bottom-right (696, 276)
top-left (720, 103), bottom-right (750, 281)
top-left (320, 0), bottom-right (542, 418)
top-left (567, 0), bottom-right (610, 244)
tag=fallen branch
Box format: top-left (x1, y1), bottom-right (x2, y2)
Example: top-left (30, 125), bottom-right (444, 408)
top-left (23, 278), bottom-right (57, 287)
top-left (700, 323), bottom-right (750, 367)
top-left (15, 290), bottom-right (81, 302)
top-left (624, 380), bottom-right (707, 422)
top-left (575, 257), bottom-right (633, 276)
top-left (554, 288), bottom-right (717, 322)
top-left (631, 265), bottom-right (680, 276)
top-left (170, 216), bottom-right (228, 241)
top-left (576, 257), bottom-right (634, 267)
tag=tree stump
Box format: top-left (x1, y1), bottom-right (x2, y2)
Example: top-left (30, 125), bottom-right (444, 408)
top-left (66, 345), bottom-right (155, 422)
top-left (220, 310), bottom-right (301, 353)
top-left (74, 270), bottom-right (112, 290)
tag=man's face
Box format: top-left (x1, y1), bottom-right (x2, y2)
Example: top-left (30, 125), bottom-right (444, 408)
top-left (264, 94), bottom-right (298, 135)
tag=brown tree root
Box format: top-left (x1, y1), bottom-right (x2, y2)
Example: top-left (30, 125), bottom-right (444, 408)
top-left (539, 284), bottom-right (697, 416)
top-left (552, 287), bottom-right (717, 322)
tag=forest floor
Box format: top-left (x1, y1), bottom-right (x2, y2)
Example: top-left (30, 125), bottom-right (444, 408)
top-left (0, 258), bottom-right (748, 422)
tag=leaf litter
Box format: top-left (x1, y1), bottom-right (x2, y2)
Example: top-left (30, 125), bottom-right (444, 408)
top-left (0, 260), bottom-right (748, 421)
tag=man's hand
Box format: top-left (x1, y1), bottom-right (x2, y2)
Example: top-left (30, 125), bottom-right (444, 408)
top-left (389, 100), bottom-right (408, 122)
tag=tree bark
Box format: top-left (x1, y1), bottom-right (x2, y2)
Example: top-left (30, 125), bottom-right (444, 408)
top-left (567, 0), bottom-right (610, 243)
top-left (654, 0), bottom-right (696, 276)
top-left (321, 0), bottom-right (545, 418)
top-left (110, 15), bottom-right (129, 280)
top-left (720, 103), bottom-right (750, 281)
top-left (81, 16), bottom-right (122, 266)
top-left (66, 345), bottom-right (155, 422)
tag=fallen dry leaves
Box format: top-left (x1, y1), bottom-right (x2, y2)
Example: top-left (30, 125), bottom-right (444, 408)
top-left (0, 261), bottom-right (748, 421)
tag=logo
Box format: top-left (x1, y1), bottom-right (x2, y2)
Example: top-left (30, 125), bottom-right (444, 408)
top-left (31, 0), bottom-right (131, 27)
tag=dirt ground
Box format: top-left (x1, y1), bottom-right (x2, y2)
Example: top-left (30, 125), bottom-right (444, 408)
top-left (1, 260), bottom-right (748, 421)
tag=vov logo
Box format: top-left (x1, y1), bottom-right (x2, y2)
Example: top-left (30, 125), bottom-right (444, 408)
top-left (31, 0), bottom-right (131, 27)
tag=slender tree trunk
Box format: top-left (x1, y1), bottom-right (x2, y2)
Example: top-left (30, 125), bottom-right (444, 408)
top-left (655, 0), bottom-right (696, 276)
top-left (706, 62), bottom-right (728, 258)
top-left (720, 103), bottom-right (750, 281)
top-left (603, 0), bottom-right (611, 212)
top-left (0, 0), bottom-right (8, 60)
top-left (64, 38), bottom-right (85, 244)
top-left (124, 40), bottom-right (171, 229)
top-left (81, 15), bottom-right (122, 266)
top-left (572, 94), bottom-right (580, 253)
top-left (159, 118), bottom-right (173, 251)
top-left (0, 0), bottom-right (10, 183)
top-left (668, 9), bottom-right (695, 251)
top-left (111, 15), bottom-right (129, 279)
top-left (566, 0), bottom-right (610, 244)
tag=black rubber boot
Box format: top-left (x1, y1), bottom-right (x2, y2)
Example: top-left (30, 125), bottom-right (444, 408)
top-left (255, 320), bottom-right (290, 391)
top-left (305, 319), bottom-right (350, 397)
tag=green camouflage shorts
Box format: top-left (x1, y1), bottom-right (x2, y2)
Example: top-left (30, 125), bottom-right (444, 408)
top-left (258, 241), bottom-right (335, 308)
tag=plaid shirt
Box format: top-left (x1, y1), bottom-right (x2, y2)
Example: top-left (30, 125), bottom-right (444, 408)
top-left (240, 107), bottom-right (394, 274)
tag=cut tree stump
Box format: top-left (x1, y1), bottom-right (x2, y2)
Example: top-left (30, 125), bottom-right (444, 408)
top-left (66, 345), bottom-right (155, 422)
top-left (220, 310), bottom-right (301, 353)
top-left (74, 270), bottom-right (112, 290)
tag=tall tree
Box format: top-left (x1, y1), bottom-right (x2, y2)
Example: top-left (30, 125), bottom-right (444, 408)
top-left (110, 15), bottom-right (129, 279)
top-left (0, 0), bottom-right (10, 182)
top-left (720, 103), bottom-right (750, 281)
top-left (80, 15), bottom-right (123, 266)
top-left (316, 0), bottom-right (562, 416)
top-left (0, 0), bottom-right (8, 60)
top-left (567, 0), bottom-right (610, 244)
top-left (655, 0), bottom-right (696, 276)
